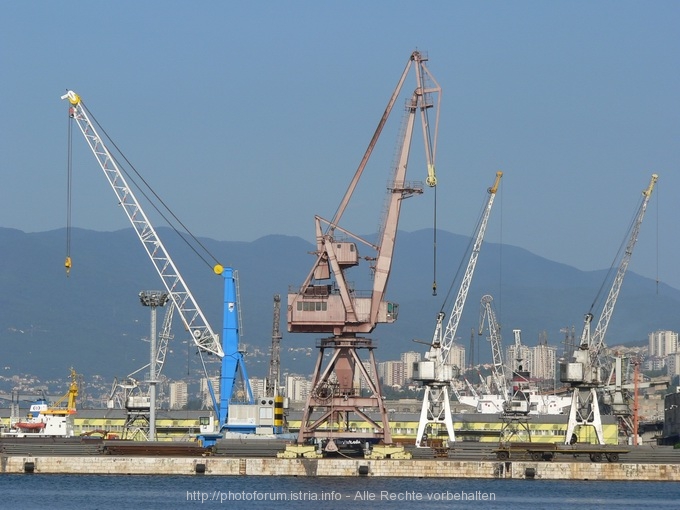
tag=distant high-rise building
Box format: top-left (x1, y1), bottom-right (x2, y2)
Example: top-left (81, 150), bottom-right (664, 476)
top-left (379, 360), bottom-right (405, 387)
top-left (285, 374), bottom-right (312, 402)
top-left (649, 330), bottom-right (678, 357)
top-left (249, 377), bottom-right (266, 400)
top-left (355, 360), bottom-right (375, 392)
top-left (666, 353), bottom-right (680, 378)
top-left (401, 351), bottom-right (421, 381)
top-left (531, 343), bottom-right (557, 381)
top-left (169, 380), bottom-right (188, 410)
top-left (448, 344), bottom-right (465, 375)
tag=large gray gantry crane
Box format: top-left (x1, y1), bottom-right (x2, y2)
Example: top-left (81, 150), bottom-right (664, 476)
top-left (560, 174), bottom-right (657, 445)
top-left (283, 50), bottom-right (441, 459)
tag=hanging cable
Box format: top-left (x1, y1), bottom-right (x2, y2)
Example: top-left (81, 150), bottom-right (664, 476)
top-left (498, 181), bottom-right (503, 319)
top-left (432, 184), bottom-right (438, 296)
top-left (65, 112), bottom-right (73, 276)
top-left (588, 195), bottom-right (644, 314)
top-left (655, 182), bottom-right (659, 295)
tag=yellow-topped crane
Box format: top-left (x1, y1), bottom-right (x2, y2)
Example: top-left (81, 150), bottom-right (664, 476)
top-left (560, 174), bottom-right (658, 445)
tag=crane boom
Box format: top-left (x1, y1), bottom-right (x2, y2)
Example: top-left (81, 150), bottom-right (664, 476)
top-left (590, 174), bottom-right (658, 355)
top-left (61, 91), bottom-right (223, 358)
top-left (439, 171), bottom-right (502, 364)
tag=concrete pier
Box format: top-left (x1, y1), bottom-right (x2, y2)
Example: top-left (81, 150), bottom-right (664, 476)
top-left (1, 455), bottom-right (679, 481)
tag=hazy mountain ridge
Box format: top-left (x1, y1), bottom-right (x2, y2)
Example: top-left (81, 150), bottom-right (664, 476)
top-left (1, 227), bottom-right (678, 381)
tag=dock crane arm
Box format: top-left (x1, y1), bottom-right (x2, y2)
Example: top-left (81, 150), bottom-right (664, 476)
top-left (61, 90), bottom-right (224, 359)
top-left (437, 171), bottom-right (502, 366)
top-left (589, 174), bottom-right (658, 358)
top-left (576, 174), bottom-right (658, 384)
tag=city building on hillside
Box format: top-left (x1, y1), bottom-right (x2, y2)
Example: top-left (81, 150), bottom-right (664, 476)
top-left (169, 381), bottom-right (188, 410)
top-left (665, 354), bottom-right (680, 378)
top-left (285, 374), bottom-right (312, 402)
top-left (449, 344), bottom-right (465, 374)
top-left (378, 360), bottom-right (406, 387)
top-left (249, 377), bottom-right (266, 399)
top-left (401, 351), bottom-right (421, 382)
top-left (355, 360), bottom-right (375, 392)
top-left (649, 330), bottom-right (678, 357)
top-left (645, 356), bottom-right (667, 372)
top-left (531, 343), bottom-right (557, 381)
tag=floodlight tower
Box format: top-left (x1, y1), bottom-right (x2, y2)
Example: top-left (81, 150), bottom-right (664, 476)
top-left (139, 290), bottom-right (170, 441)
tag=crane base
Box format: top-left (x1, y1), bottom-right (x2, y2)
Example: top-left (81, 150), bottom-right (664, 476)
top-left (365, 445), bottom-right (412, 460)
top-left (277, 445), bottom-right (322, 459)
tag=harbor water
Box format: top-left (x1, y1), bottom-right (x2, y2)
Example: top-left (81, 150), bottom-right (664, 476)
top-left (1, 474), bottom-right (679, 509)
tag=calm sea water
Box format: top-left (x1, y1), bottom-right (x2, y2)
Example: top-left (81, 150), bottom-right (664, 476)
top-left (0, 474), bottom-right (678, 509)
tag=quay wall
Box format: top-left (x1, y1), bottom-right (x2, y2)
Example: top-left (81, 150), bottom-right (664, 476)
top-left (1, 456), bottom-right (679, 481)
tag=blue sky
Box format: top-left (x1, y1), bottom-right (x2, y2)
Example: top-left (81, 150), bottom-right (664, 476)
top-left (1, 1), bottom-right (678, 289)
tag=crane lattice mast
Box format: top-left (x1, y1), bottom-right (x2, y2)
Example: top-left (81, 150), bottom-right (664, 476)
top-left (479, 294), bottom-right (508, 402)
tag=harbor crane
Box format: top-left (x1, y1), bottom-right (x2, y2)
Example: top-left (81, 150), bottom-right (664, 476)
top-left (479, 294), bottom-right (509, 403)
top-left (560, 174), bottom-right (657, 445)
top-left (412, 171), bottom-right (502, 447)
top-left (285, 50), bottom-right (440, 458)
top-left (61, 90), bottom-right (254, 439)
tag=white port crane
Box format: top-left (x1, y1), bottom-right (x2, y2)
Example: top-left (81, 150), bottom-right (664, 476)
top-left (479, 294), bottom-right (508, 402)
top-left (413, 172), bottom-right (502, 447)
top-left (560, 174), bottom-right (657, 445)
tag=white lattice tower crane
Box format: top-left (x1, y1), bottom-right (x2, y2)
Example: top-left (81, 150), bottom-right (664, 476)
top-left (561, 174), bottom-right (657, 445)
top-left (413, 172), bottom-right (502, 447)
top-left (479, 294), bottom-right (508, 402)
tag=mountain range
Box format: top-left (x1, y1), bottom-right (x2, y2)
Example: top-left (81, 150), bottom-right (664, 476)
top-left (1, 226), bottom-right (678, 382)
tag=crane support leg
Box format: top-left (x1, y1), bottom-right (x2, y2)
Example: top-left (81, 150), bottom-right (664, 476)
top-left (565, 387), bottom-right (605, 445)
top-left (297, 337), bottom-right (392, 447)
top-left (415, 385), bottom-right (455, 447)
